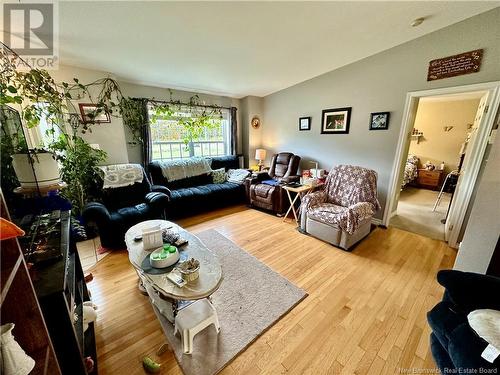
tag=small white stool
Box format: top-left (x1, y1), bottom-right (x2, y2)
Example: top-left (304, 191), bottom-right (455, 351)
top-left (174, 298), bottom-right (220, 354)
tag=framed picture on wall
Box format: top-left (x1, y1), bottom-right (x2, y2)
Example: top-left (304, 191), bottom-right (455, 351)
top-left (321, 107), bottom-right (351, 134)
top-left (369, 112), bottom-right (390, 130)
top-left (299, 116), bottom-right (311, 131)
top-left (79, 103), bottom-right (111, 124)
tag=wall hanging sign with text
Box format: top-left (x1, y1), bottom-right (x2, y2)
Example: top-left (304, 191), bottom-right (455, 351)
top-left (427, 49), bottom-right (483, 81)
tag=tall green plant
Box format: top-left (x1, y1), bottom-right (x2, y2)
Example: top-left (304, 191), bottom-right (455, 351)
top-left (49, 128), bottom-right (106, 216)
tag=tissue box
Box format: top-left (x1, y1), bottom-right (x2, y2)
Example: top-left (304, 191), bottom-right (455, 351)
top-left (142, 225), bottom-right (163, 251)
top-left (303, 178), bottom-right (319, 187)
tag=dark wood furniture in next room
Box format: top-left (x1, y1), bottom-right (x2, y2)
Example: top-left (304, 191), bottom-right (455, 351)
top-left (416, 168), bottom-right (444, 190)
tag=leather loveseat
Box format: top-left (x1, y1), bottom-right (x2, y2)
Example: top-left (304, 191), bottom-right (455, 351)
top-left (148, 156), bottom-right (246, 218)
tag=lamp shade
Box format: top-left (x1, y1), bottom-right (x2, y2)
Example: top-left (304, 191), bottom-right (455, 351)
top-left (255, 149), bottom-right (267, 161)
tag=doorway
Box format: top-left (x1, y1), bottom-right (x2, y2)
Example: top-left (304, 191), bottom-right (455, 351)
top-left (391, 93), bottom-right (483, 240)
top-left (385, 81), bottom-right (500, 247)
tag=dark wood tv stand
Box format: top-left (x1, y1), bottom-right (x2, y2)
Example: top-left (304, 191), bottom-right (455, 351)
top-left (29, 210), bottom-right (98, 375)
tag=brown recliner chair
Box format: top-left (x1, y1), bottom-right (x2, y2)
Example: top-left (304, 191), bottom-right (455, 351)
top-left (246, 152), bottom-right (301, 215)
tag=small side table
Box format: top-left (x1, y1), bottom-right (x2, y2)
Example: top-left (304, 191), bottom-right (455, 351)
top-left (282, 184), bottom-right (313, 224)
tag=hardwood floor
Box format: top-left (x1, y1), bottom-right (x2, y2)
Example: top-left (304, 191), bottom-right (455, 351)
top-left (86, 205), bottom-right (456, 374)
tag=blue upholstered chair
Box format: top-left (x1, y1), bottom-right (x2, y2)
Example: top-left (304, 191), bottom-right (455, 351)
top-left (82, 165), bottom-right (169, 249)
top-left (427, 270), bottom-right (500, 373)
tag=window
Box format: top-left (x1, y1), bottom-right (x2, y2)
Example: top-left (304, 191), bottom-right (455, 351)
top-left (149, 104), bottom-right (231, 161)
top-left (28, 103), bottom-right (61, 149)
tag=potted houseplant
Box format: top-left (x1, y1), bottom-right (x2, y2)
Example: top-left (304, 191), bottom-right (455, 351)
top-left (0, 104), bottom-right (61, 189)
top-left (1, 51), bottom-right (107, 216)
top-left (11, 151), bottom-right (60, 189)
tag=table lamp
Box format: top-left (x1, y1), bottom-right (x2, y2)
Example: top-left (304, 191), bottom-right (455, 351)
top-left (255, 149), bottom-right (267, 171)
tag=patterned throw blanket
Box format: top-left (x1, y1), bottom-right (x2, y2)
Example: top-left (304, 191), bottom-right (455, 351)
top-left (402, 154), bottom-right (419, 188)
top-left (300, 165), bottom-right (381, 234)
top-left (99, 164), bottom-right (144, 189)
top-left (159, 157), bottom-right (212, 182)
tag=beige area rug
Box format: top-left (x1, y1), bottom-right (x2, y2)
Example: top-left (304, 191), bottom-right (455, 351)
top-left (152, 229), bottom-right (308, 375)
top-left (391, 187), bottom-right (451, 241)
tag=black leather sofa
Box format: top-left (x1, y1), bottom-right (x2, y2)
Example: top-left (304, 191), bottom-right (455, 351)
top-left (82, 169), bottom-right (169, 249)
top-left (427, 270), bottom-right (500, 373)
top-left (148, 156), bottom-right (246, 218)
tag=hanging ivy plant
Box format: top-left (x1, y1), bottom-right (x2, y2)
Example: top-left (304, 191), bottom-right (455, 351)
top-left (119, 97), bottom-right (149, 143)
top-left (1, 45), bottom-right (227, 214)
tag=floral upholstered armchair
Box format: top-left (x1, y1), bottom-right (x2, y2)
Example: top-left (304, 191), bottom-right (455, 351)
top-left (299, 165), bottom-right (380, 250)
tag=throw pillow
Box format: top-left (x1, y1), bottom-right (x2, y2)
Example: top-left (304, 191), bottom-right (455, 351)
top-left (227, 169), bottom-right (251, 184)
top-left (212, 168), bottom-right (227, 184)
top-left (467, 309), bottom-right (500, 350)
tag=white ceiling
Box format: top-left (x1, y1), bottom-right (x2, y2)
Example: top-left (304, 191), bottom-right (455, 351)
top-left (57, 1), bottom-right (499, 98)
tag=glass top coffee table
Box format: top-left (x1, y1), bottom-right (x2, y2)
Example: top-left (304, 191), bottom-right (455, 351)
top-left (125, 220), bottom-right (223, 321)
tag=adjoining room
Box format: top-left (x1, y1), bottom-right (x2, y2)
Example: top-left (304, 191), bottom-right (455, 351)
top-left (391, 92), bottom-right (484, 241)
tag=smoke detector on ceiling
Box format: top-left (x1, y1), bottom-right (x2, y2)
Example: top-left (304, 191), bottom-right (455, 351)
top-left (411, 17), bottom-right (426, 27)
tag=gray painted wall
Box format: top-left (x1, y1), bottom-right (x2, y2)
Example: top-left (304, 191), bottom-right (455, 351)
top-left (240, 96), bottom-right (264, 167)
top-left (49, 66), bottom-right (129, 165)
top-left (261, 8), bottom-right (500, 219)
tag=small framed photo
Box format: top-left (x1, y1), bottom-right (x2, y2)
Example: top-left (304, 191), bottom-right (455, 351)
top-left (321, 107), bottom-right (351, 134)
top-left (79, 103), bottom-right (111, 124)
top-left (369, 112), bottom-right (390, 130)
top-left (299, 116), bottom-right (311, 131)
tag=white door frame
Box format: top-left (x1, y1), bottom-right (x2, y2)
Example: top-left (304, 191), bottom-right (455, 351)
top-left (384, 81), bottom-right (500, 247)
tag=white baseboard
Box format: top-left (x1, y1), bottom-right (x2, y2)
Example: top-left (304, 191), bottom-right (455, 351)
top-left (372, 218), bottom-right (383, 226)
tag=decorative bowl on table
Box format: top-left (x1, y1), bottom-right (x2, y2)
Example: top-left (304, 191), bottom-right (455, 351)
top-left (177, 258), bottom-right (200, 282)
top-left (149, 244), bottom-right (179, 268)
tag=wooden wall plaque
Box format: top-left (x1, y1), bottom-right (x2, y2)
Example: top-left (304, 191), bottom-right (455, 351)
top-left (427, 49), bottom-right (483, 81)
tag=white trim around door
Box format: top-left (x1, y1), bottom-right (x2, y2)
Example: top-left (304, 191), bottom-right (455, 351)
top-left (383, 81), bottom-right (500, 248)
